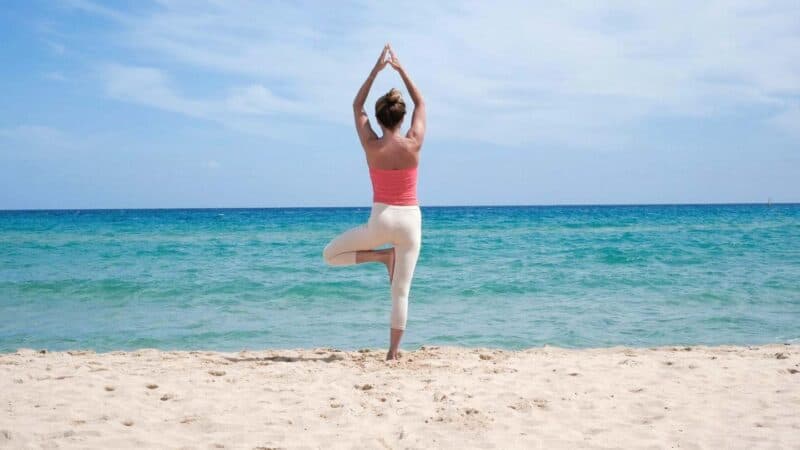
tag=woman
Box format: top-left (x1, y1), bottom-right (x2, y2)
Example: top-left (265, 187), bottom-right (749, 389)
top-left (323, 44), bottom-right (426, 361)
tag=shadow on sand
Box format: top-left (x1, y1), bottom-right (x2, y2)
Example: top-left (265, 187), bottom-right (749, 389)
top-left (222, 354), bottom-right (345, 364)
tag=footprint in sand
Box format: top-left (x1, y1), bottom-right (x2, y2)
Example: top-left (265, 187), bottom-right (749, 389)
top-left (641, 414), bottom-right (665, 424)
top-left (209, 370), bottom-right (226, 377)
top-left (122, 420), bottom-right (134, 427)
top-left (160, 393), bottom-right (175, 401)
top-left (509, 398), bottom-right (547, 412)
top-left (104, 386), bottom-right (115, 392)
top-left (146, 383), bottom-right (158, 389)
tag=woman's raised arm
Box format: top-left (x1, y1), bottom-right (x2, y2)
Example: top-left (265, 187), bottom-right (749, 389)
top-left (388, 45), bottom-right (425, 146)
top-left (353, 45), bottom-right (389, 147)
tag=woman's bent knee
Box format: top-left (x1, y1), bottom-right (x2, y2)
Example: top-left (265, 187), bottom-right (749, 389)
top-left (323, 243), bottom-right (356, 266)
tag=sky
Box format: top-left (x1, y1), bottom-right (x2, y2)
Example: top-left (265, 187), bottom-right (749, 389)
top-left (0, 0), bottom-right (798, 209)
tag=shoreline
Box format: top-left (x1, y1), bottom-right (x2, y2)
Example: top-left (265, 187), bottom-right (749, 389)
top-left (2, 344), bottom-right (798, 448)
top-left (3, 341), bottom-right (799, 356)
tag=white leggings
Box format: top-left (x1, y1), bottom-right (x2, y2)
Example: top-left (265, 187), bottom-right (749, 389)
top-left (322, 203), bottom-right (422, 330)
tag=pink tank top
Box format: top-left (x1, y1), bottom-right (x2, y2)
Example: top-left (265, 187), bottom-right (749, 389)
top-left (369, 167), bottom-right (419, 206)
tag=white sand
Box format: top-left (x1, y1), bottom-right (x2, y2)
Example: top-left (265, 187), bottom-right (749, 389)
top-left (1, 344), bottom-right (798, 449)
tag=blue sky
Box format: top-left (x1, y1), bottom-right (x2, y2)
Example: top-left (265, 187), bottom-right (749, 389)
top-left (1, 0), bottom-right (798, 209)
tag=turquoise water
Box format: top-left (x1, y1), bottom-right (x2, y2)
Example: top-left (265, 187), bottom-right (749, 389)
top-left (1, 204), bottom-right (798, 352)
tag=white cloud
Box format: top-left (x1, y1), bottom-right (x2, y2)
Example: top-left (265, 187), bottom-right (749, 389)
top-left (70, 0), bottom-right (799, 146)
top-left (59, 0), bottom-right (132, 24)
top-left (98, 64), bottom-right (325, 137)
top-left (224, 85), bottom-right (307, 116)
top-left (101, 64), bottom-right (208, 118)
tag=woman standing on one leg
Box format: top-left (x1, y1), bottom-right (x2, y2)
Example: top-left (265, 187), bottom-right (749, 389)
top-left (322, 44), bottom-right (426, 361)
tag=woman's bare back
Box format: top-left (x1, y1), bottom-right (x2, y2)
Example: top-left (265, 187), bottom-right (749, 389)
top-left (364, 135), bottom-right (420, 170)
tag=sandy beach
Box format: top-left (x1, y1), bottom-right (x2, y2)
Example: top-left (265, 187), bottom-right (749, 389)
top-left (1, 344), bottom-right (798, 449)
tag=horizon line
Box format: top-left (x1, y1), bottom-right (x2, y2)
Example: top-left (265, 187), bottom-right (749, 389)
top-left (1, 201), bottom-right (798, 212)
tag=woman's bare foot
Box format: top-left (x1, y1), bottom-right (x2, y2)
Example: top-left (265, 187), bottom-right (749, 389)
top-left (355, 248), bottom-right (395, 283)
top-left (387, 328), bottom-right (403, 361)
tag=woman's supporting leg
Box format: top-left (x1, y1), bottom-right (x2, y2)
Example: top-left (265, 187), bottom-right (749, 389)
top-left (386, 222), bottom-right (421, 360)
top-left (323, 205), bottom-right (420, 362)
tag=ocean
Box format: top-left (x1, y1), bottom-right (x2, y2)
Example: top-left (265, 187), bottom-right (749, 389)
top-left (1, 204), bottom-right (798, 352)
